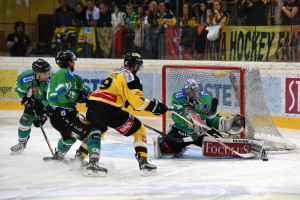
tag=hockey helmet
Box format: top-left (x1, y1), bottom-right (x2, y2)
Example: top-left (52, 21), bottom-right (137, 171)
top-left (55, 50), bottom-right (77, 68)
top-left (32, 59), bottom-right (51, 73)
top-left (182, 79), bottom-right (200, 98)
top-left (124, 52), bottom-right (143, 73)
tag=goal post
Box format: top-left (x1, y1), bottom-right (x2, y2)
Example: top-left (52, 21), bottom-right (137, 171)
top-left (162, 65), bottom-right (296, 151)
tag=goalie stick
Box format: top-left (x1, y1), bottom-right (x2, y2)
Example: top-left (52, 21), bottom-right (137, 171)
top-left (33, 109), bottom-right (55, 157)
top-left (172, 111), bottom-right (256, 158)
top-left (143, 124), bottom-right (199, 143)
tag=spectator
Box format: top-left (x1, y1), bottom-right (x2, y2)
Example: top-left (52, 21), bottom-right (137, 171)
top-left (73, 3), bottom-right (88, 27)
top-left (111, 4), bottom-right (125, 27)
top-left (136, 5), bottom-right (146, 28)
top-left (206, 0), bottom-right (229, 26)
top-left (145, 1), bottom-right (160, 59)
top-left (54, 0), bottom-right (76, 28)
top-left (180, 2), bottom-right (197, 59)
top-left (278, 0), bottom-right (300, 25)
top-left (194, 0), bottom-right (209, 60)
top-left (6, 21), bottom-right (32, 57)
top-left (238, 0), bottom-right (267, 26)
top-left (99, 2), bottom-right (112, 27)
top-left (157, 1), bottom-right (176, 32)
top-left (86, 0), bottom-right (100, 27)
top-left (123, 3), bottom-right (137, 53)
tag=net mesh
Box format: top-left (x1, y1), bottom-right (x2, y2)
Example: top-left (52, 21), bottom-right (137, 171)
top-left (163, 66), bottom-right (296, 151)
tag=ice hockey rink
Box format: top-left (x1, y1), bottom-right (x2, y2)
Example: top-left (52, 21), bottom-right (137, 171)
top-left (1, 110), bottom-right (300, 200)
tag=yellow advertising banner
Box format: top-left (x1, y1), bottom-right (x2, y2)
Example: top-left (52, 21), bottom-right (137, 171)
top-left (0, 69), bottom-right (18, 98)
top-left (206, 25), bottom-right (300, 62)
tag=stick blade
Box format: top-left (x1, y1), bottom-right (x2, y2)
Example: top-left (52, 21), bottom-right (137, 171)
top-left (235, 151), bottom-right (256, 158)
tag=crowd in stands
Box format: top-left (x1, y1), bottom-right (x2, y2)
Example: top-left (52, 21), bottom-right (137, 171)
top-left (7, 0), bottom-right (300, 58)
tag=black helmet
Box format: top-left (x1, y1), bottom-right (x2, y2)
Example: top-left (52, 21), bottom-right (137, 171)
top-left (14, 21), bottom-right (25, 31)
top-left (32, 59), bottom-right (51, 73)
top-left (55, 50), bottom-right (77, 68)
top-left (124, 52), bottom-right (143, 70)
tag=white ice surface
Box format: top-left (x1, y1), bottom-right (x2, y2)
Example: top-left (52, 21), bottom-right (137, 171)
top-left (0, 110), bottom-right (300, 200)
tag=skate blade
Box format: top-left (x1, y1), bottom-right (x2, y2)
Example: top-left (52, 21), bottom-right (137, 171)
top-left (83, 169), bottom-right (107, 177)
top-left (141, 169), bottom-right (157, 176)
top-left (10, 149), bottom-right (25, 155)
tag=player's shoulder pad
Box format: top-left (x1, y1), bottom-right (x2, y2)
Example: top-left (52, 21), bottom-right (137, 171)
top-left (200, 92), bottom-right (211, 98)
top-left (57, 68), bottom-right (74, 81)
top-left (174, 91), bottom-right (186, 100)
top-left (114, 67), bottom-right (135, 83)
top-left (18, 70), bottom-right (35, 86)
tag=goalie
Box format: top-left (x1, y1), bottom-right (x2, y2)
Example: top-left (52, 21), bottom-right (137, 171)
top-left (153, 78), bottom-right (245, 158)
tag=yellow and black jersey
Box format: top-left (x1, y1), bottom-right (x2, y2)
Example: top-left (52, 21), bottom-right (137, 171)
top-left (89, 67), bottom-right (150, 111)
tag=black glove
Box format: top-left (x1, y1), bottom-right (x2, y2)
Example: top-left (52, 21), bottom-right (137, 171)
top-left (145, 100), bottom-right (168, 115)
top-left (77, 90), bottom-right (91, 103)
top-left (21, 96), bottom-right (36, 110)
top-left (33, 110), bottom-right (49, 127)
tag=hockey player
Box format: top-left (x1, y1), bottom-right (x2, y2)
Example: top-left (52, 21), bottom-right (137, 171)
top-left (153, 78), bottom-right (245, 157)
top-left (45, 50), bottom-right (107, 176)
top-left (85, 52), bottom-right (168, 174)
top-left (11, 59), bottom-right (51, 154)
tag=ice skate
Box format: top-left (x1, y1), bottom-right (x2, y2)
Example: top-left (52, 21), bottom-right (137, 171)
top-left (10, 142), bottom-right (27, 155)
top-left (84, 158), bottom-right (108, 177)
top-left (43, 151), bottom-right (72, 165)
top-left (136, 154), bottom-right (157, 175)
top-left (261, 149), bottom-right (269, 161)
top-left (70, 150), bottom-right (89, 171)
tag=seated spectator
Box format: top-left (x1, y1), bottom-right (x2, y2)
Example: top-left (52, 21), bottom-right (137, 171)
top-left (206, 0), bottom-right (229, 26)
top-left (278, 0), bottom-right (300, 25)
top-left (54, 0), bottom-right (76, 28)
top-left (111, 4), bottom-right (125, 27)
top-left (73, 2), bottom-right (88, 27)
top-left (86, 0), bottom-right (100, 27)
top-left (157, 1), bottom-right (176, 32)
top-left (99, 2), bottom-right (112, 27)
top-left (238, 0), bottom-right (267, 26)
top-left (6, 21), bottom-right (32, 57)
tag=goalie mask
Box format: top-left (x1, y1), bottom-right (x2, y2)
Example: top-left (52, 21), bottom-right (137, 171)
top-left (124, 52), bottom-right (143, 74)
top-left (182, 79), bottom-right (200, 100)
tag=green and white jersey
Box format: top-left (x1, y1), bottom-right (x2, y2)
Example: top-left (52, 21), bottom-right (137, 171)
top-left (171, 91), bottom-right (220, 133)
top-left (14, 70), bottom-right (48, 105)
top-left (47, 68), bottom-right (89, 109)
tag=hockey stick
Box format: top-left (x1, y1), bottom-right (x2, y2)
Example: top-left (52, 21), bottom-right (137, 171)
top-left (168, 108), bottom-right (207, 115)
top-left (33, 110), bottom-right (55, 157)
top-left (172, 111), bottom-right (255, 158)
top-left (143, 124), bottom-right (199, 144)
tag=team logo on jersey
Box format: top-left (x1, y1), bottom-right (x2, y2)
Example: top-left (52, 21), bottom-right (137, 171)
top-left (136, 90), bottom-right (143, 97)
top-left (32, 87), bottom-right (37, 92)
top-left (116, 118), bottom-right (134, 135)
top-left (204, 104), bottom-right (209, 111)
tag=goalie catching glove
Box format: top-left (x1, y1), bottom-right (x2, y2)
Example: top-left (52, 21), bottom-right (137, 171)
top-left (218, 114), bottom-right (245, 135)
top-left (145, 100), bottom-right (168, 115)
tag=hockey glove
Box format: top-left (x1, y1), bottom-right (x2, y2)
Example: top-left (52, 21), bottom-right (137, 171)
top-left (33, 109), bottom-right (49, 127)
top-left (21, 96), bottom-right (36, 110)
top-left (77, 90), bottom-right (92, 103)
top-left (145, 100), bottom-right (168, 115)
top-left (218, 114), bottom-right (245, 135)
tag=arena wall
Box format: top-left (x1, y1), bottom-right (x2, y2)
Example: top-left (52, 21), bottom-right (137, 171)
top-left (1, 57), bottom-right (300, 129)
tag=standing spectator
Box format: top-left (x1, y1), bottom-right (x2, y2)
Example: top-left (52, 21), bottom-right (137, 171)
top-left (157, 0), bottom-right (176, 32)
top-left (99, 2), bottom-right (112, 27)
top-left (194, 0), bottom-right (209, 59)
top-left (180, 2), bottom-right (197, 59)
top-left (73, 3), bottom-right (88, 27)
top-left (238, 0), bottom-right (267, 26)
top-left (54, 0), bottom-right (77, 28)
top-left (111, 4), bottom-right (125, 27)
top-left (123, 3), bottom-right (137, 53)
top-left (145, 1), bottom-right (159, 59)
top-left (206, 0), bottom-right (229, 26)
top-left (278, 0), bottom-right (300, 25)
top-left (7, 21), bottom-right (32, 57)
top-left (136, 5), bottom-right (146, 28)
top-left (86, 0), bottom-right (100, 27)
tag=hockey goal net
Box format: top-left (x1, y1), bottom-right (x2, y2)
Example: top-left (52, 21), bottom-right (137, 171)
top-left (162, 65), bottom-right (296, 151)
